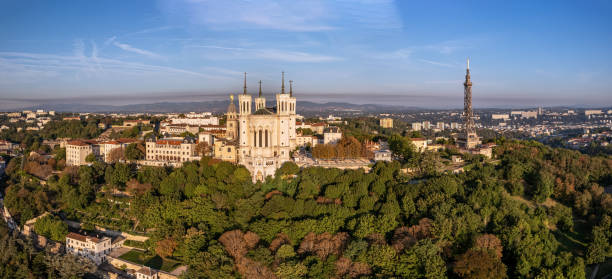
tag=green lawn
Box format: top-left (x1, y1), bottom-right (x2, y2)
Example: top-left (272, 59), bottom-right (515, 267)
top-left (118, 250), bottom-right (181, 272)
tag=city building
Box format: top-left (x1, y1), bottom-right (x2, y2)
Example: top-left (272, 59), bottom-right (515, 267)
top-left (411, 138), bottom-right (428, 152)
top-left (135, 267), bottom-right (159, 279)
top-left (374, 150), bottom-right (392, 161)
top-left (411, 122), bottom-right (422, 131)
top-left (99, 139), bottom-right (140, 163)
top-left (167, 113), bottom-right (219, 126)
top-left (0, 140), bottom-right (17, 154)
top-left (122, 119), bottom-right (151, 127)
top-left (436, 121), bottom-right (445, 131)
top-left (323, 126), bottom-right (342, 145)
top-left (296, 134), bottom-right (318, 147)
top-left (491, 114), bottom-right (510, 120)
top-left (144, 137), bottom-right (199, 166)
top-left (66, 140), bottom-right (99, 166)
top-left (379, 118), bottom-right (393, 128)
top-left (585, 110), bottom-right (603, 116)
top-left (66, 232), bottom-right (112, 265)
top-left (213, 139), bottom-right (237, 163)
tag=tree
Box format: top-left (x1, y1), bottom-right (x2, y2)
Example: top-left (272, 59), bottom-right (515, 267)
top-left (85, 153), bottom-right (96, 163)
top-left (108, 147), bottom-right (125, 163)
top-left (277, 162), bottom-right (300, 177)
top-left (454, 249), bottom-right (507, 279)
top-left (33, 215), bottom-right (69, 242)
top-left (125, 143), bottom-right (144, 161)
top-left (532, 169), bottom-right (554, 202)
top-left (155, 238), bottom-right (178, 259)
top-left (586, 218), bottom-right (611, 264)
top-left (195, 142), bottom-right (211, 156)
top-left (388, 134), bottom-right (416, 162)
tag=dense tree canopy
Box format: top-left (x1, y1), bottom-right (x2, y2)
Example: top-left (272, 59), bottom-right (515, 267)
top-left (1, 139), bottom-right (610, 278)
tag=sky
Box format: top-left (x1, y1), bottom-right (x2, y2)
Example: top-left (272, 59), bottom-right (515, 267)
top-left (0, 0), bottom-right (611, 109)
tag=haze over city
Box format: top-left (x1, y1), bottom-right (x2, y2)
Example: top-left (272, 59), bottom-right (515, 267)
top-left (1, 0), bottom-right (611, 110)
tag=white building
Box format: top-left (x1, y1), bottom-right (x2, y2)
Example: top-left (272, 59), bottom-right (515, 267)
top-left (66, 232), bottom-right (112, 265)
top-left (144, 137), bottom-right (199, 165)
top-left (323, 126), bottom-right (342, 145)
top-left (66, 140), bottom-right (98, 166)
top-left (99, 139), bottom-right (140, 163)
top-left (411, 122), bottom-right (422, 131)
top-left (224, 73), bottom-right (297, 182)
top-left (67, 139), bottom-right (140, 166)
top-left (167, 113), bottom-right (219, 126)
top-left (410, 138), bottom-right (428, 152)
top-left (374, 150), bottom-right (392, 162)
top-left (135, 267), bottom-right (159, 279)
top-left (585, 110), bottom-right (603, 116)
top-left (491, 114), bottom-right (510, 120)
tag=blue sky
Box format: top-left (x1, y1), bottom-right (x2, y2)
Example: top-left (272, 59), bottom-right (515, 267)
top-left (0, 0), bottom-right (611, 109)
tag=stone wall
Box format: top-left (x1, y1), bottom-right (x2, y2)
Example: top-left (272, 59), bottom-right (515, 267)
top-left (65, 220), bottom-right (149, 242)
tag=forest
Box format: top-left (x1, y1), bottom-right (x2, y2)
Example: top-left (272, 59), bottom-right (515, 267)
top-left (1, 138), bottom-right (611, 278)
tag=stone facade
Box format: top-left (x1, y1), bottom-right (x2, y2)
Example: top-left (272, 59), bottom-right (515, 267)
top-left (66, 232), bottom-right (112, 265)
top-left (144, 137), bottom-right (199, 165)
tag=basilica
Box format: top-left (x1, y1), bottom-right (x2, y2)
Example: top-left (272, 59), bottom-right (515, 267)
top-left (223, 73), bottom-right (297, 182)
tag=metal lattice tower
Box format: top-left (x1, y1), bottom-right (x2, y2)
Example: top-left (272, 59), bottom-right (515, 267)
top-left (463, 58), bottom-right (475, 134)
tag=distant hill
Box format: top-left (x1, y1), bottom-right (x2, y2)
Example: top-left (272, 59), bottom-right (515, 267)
top-left (24, 100), bottom-right (422, 114)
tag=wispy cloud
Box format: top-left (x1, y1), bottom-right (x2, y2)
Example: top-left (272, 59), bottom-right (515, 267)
top-left (190, 45), bottom-right (341, 62)
top-left (0, 51), bottom-right (230, 86)
top-left (418, 59), bottom-right (455, 68)
top-left (371, 48), bottom-right (412, 59)
top-left (112, 40), bottom-right (162, 59)
top-left (159, 0), bottom-right (401, 31)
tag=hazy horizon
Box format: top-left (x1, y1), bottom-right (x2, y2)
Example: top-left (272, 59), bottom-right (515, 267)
top-left (1, 91), bottom-right (609, 111)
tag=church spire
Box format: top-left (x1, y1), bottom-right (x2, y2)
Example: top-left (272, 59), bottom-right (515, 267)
top-left (243, 72), bottom-right (247, 95)
top-left (281, 71), bottom-right (285, 94)
top-left (289, 80), bottom-right (293, 97)
top-left (258, 80), bottom-right (262, 97)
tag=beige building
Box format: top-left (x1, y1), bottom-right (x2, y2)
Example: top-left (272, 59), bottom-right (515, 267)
top-left (296, 135), bottom-right (318, 147)
top-left (99, 139), bottom-right (140, 163)
top-left (379, 118), bottom-right (393, 128)
top-left (66, 232), bottom-right (112, 265)
top-left (323, 126), bottom-right (342, 145)
top-left (66, 140), bottom-right (98, 166)
top-left (66, 139), bottom-right (140, 165)
top-left (213, 139), bottom-right (237, 163)
top-left (136, 267), bottom-right (159, 279)
top-left (167, 114), bottom-right (218, 126)
top-left (160, 124), bottom-right (200, 135)
top-left (374, 150), bottom-right (392, 161)
top-left (410, 138), bottom-right (428, 152)
top-left (144, 137), bottom-right (199, 165)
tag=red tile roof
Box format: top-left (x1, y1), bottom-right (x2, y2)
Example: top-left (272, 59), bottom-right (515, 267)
top-left (66, 232), bottom-right (103, 243)
top-left (137, 267), bottom-right (157, 276)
